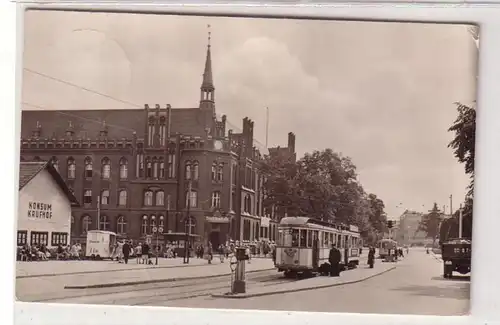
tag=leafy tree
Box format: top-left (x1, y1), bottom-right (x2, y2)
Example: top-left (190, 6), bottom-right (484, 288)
top-left (261, 147), bottom-right (388, 244)
top-left (447, 102), bottom-right (475, 239)
top-left (448, 102), bottom-right (476, 198)
top-left (418, 202), bottom-right (443, 247)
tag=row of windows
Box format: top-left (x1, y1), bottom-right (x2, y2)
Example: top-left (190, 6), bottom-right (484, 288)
top-left (185, 160), bottom-right (224, 181)
top-left (137, 155), bottom-right (175, 179)
top-left (75, 214), bottom-right (188, 235)
top-left (283, 229), bottom-right (360, 249)
top-left (17, 231), bottom-right (69, 247)
top-left (47, 156), bottom-right (129, 180)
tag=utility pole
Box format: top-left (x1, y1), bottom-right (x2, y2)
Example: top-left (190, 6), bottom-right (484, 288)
top-left (97, 195), bottom-right (101, 230)
top-left (265, 107), bottom-right (269, 148)
top-left (459, 204), bottom-right (463, 239)
top-left (184, 180), bottom-right (192, 264)
top-left (449, 195), bottom-right (453, 217)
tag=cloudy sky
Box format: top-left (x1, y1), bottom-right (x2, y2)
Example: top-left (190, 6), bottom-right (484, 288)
top-left (21, 10), bottom-right (477, 219)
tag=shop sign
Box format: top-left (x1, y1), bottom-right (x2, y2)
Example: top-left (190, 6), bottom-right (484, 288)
top-left (27, 201), bottom-right (53, 219)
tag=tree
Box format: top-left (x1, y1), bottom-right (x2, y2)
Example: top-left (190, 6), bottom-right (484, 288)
top-left (418, 202), bottom-right (443, 247)
top-left (447, 102), bottom-right (475, 238)
top-left (261, 147), bottom-right (388, 244)
top-left (448, 102), bottom-right (476, 197)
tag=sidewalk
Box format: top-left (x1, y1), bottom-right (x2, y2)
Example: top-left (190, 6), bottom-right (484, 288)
top-left (16, 257), bottom-right (209, 278)
top-left (16, 258), bottom-right (275, 301)
top-left (212, 263), bottom-right (396, 299)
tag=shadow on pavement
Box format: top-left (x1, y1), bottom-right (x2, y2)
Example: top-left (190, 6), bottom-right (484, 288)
top-left (431, 276), bottom-right (471, 282)
top-left (390, 283), bottom-right (470, 301)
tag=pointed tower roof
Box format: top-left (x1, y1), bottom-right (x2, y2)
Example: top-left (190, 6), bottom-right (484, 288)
top-left (201, 25), bottom-right (214, 90)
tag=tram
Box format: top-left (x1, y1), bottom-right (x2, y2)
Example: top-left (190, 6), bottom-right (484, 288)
top-left (378, 238), bottom-right (397, 258)
top-left (275, 217), bottom-right (361, 277)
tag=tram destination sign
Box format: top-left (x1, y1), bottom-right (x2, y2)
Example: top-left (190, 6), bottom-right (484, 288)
top-left (27, 201), bottom-right (53, 219)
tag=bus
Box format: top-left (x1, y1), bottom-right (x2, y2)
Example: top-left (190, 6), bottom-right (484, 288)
top-left (275, 217), bottom-right (361, 278)
top-left (378, 238), bottom-right (397, 258)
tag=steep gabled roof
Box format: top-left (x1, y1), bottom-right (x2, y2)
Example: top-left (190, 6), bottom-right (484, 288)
top-left (19, 161), bottom-right (80, 207)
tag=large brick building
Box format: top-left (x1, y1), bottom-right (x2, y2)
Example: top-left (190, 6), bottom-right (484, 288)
top-left (19, 39), bottom-right (296, 248)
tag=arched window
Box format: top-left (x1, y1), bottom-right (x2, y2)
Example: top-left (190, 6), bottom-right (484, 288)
top-left (67, 157), bottom-right (76, 179)
top-left (232, 164), bottom-right (237, 185)
top-left (192, 161), bottom-right (199, 180)
top-left (118, 190), bottom-right (127, 206)
top-left (148, 116), bottom-right (155, 146)
top-left (83, 189), bottom-right (92, 204)
top-left (33, 156), bottom-right (41, 162)
top-left (244, 194), bottom-right (251, 213)
top-left (211, 191), bottom-right (221, 208)
top-left (159, 117), bottom-right (166, 146)
top-left (142, 215), bottom-right (148, 235)
top-left (82, 215), bottom-right (92, 234)
top-left (101, 190), bottom-right (110, 205)
top-left (119, 157), bottom-right (128, 179)
top-left (217, 164), bottom-right (224, 181)
top-left (167, 154), bottom-right (175, 178)
top-left (159, 161), bottom-right (165, 178)
top-left (153, 160), bottom-right (159, 178)
top-left (51, 156), bottom-right (59, 171)
top-left (146, 159), bottom-right (153, 178)
top-left (99, 215), bottom-right (109, 231)
top-left (150, 215), bottom-right (157, 234)
top-left (185, 161), bottom-right (192, 179)
top-left (144, 190), bottom-right (153, 206)
top-left (101, 157), bottom-right (111, 179)
top-left (156, 191), bottom-right (165, 206)
top-left (84, 157), bottom-right (93, 178)
top-left (211, 163), bottom-right (217, 180)
top-left (117, 216), bottom-right (127, 234)
top-left (71, 215), bottom-right (75, 234)
top-left (186, 190), bottom-right (197, 208)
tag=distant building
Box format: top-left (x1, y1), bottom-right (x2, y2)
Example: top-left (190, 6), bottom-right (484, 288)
top-left (397, 210), bottom-right (433, 246)
top-left (17, 161), bottom-right (79, 248)
top-left (19, 37), bottom-right (295, 247)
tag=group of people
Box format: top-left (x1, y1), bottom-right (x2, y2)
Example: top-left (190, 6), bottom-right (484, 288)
top-left (111, 240), bottom-right (154, 265)
top-left (17, 243), bottom-right (83, 261)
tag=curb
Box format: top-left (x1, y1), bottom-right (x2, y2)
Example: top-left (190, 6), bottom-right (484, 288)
top-left (211, 266), bottom-right (396, 299)
top-left (64, 267), bottom-right (276, 289)
top-left (17, 261), bottom-right (219, 279)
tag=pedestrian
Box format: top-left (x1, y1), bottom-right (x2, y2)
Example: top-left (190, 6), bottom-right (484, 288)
top-left (368, 246), bottom-right (375, 268)
top-left (142, 242), bottom-right (150, 265)
top-left (206, 242), bottom-right (213, 264)
top-left (328, 243), bottom-right (341, 277)
top-left (122, 241), bottom-right (130, 264)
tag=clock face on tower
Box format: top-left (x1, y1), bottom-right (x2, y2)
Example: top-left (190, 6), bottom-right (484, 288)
top-left (214, 140), bottom-right (223, 151)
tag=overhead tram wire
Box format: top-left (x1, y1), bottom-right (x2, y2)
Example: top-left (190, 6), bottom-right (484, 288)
top-left (23, 68), bottom-right (142, 109)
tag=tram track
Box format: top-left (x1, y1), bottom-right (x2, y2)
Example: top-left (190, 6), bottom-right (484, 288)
top-left (28, 269), bottom-right (297, 305)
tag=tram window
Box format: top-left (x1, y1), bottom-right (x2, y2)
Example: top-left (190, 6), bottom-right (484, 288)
top-left (318, 231), bottom-right (323, 248)
top-left (291, 229), bottom-right (300, 247)
top-left (299, 229), bottom-right (306, 247)
top-left (282, 229), bottom-right (293, 246)
top-left (324, 232), bottom-right (329, 247)
top-left (345, 236), bottom-right (349, 248)
top-left (307, 230), bottom-right (312, 247)
top-left (330, 233), bottom-right (334, 246)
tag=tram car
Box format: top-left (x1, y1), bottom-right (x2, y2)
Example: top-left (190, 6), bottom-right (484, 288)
top-left (275, 217), bottom-right (361, 277)
top-left (378, 238), bottom-right (397, 259)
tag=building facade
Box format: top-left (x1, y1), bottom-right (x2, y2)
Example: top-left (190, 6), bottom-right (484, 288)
top-left (17, 161), bottom-right (79, 248)
top-left (19, 40), bottom-right (296, 247)
top-left (397, 210), bottom-right (433, 246)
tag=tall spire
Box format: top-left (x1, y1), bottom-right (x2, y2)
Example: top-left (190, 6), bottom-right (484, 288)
top-left (201, 24), bottom-right (214, 90)
top-left (200, 24), bottom-right (215, 110)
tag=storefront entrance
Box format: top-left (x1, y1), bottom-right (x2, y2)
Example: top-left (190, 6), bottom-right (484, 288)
top-left (209, 231), bottom-right (221, 248)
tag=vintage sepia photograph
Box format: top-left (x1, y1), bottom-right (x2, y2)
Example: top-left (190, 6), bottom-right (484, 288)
top-left (16, 10), bottom-right (477, 316)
